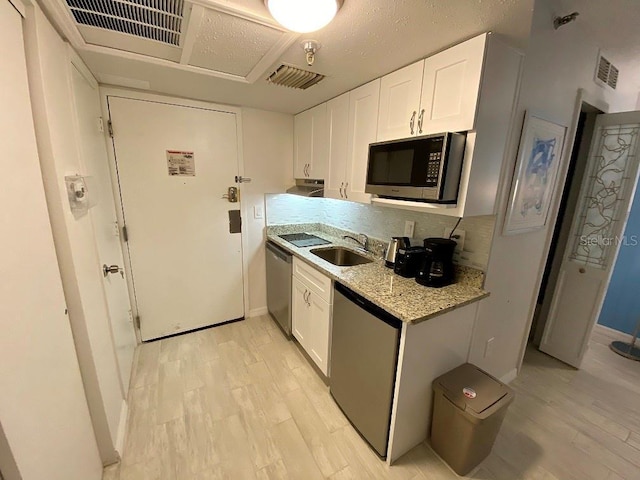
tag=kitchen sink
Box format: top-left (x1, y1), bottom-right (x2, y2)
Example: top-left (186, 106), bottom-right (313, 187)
top-left (310, 247), bottom-right (373, 267)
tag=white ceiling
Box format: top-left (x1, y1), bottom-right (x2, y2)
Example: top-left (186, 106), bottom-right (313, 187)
top-left (45, 0), bottom-right (640, 114)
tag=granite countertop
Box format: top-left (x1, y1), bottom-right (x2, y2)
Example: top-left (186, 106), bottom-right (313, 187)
top-left (266, 224), bottom-right (489, 325)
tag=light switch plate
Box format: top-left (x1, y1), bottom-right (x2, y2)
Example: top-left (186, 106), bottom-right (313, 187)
top-left (254, 204), bottom-right (264, 219)
top-left (443, 228), bottom-right (465, 261)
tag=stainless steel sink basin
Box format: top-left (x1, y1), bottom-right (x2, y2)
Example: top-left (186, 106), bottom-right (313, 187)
top-left (310, 247), bottom-right (373, 266)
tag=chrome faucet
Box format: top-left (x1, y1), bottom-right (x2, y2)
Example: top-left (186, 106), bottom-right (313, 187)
top-left (343, 233), bottom-right (369, 252)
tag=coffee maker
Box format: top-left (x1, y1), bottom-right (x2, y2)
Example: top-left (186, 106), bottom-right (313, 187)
top-left (416, 238), bottom-right (456, 287)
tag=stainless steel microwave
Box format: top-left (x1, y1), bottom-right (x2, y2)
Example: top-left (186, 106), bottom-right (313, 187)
top-left (365, 132), bottom-right (466, 203)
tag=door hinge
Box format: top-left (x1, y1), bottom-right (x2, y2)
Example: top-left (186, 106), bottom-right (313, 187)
top-left (122, 225), bottom-right (128, 242)
top-left (107, 120), bottom-right (114, 138)
top-left (135, 315), bottom-right (141, 329)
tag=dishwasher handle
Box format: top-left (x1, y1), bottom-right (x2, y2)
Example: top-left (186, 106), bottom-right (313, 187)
top-left (335, 282), bottom-right (402, 330)
top-left (266, 241), bottom-right (292, 263)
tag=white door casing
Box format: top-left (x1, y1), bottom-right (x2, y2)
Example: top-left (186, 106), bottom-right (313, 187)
top-left (107, 96), bottom-right (245, 341)
top-left (540, 112), bottom-right (640, 368)
top-left (69, 60), bottom-right (137, 391)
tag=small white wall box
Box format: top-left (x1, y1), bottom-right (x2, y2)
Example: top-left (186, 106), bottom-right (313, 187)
top-left (65, 175), bottom-right (96, 216)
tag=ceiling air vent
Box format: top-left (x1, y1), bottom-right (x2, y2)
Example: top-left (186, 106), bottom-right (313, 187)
top-left (65, 0), bottom-right (185, 46)
top-left (595, 53), bottom-right (619, 90)
top-left (267, 64), bottom-right (325, 90)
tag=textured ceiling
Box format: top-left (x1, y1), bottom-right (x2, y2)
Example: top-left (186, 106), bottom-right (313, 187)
top-left (189, 9), bottom-right (284, 76)
top-left (81, 0), bottom-right (539, 113)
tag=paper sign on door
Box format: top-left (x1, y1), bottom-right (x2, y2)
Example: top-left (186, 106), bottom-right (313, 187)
top-left (166, 150), bottom-right (195, 176)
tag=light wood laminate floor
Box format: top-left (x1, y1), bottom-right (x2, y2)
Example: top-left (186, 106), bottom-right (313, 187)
top-left (103, 317), bottom-right (640, 480)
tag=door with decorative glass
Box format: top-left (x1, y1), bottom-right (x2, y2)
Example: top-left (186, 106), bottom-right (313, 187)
top-left (540, 112), bottom-right (640, 368)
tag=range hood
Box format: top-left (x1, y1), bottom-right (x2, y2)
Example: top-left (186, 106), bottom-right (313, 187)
top-left (286, 179), bottom-right (324, 197)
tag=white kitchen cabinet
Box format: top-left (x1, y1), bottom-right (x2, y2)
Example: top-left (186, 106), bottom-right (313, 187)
top-left (344, 79), bottom-right (380, 203)
top-left (292, 258), bottom-right (332, 376)
top-left (419, 33), bottom-right (486, 135)
top-left (377, 60), bottom-right (425, 141)
top-left (325, 92), bottom-right (350, 200)
top-left (326, 80), bottom-right (380, 203)
top-left (294, 103), bottom-right (328, 179)
top-left (372, 33), bottom-right (523, 217)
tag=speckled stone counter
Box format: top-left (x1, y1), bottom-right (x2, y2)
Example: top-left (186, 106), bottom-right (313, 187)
top-left (266, 224), bottom-right (489, 324)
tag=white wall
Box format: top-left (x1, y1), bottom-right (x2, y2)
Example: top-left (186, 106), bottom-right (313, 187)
top-left (468, 0), bottom-right (640, 379)
top-left (0, 0), bottom-right (102, 478)
top-left (241, 108), bottom-right (294, 315)
top-left (23, 3), bottom-right (124, 463)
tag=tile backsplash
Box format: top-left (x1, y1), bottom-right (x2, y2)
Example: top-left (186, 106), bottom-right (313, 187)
top-left (265, 194), bottom-right (496, 270)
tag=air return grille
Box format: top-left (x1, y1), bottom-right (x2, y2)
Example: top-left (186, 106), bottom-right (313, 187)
top-left (596, 54), bottom-right (619, 89)
top-left (66, 0), bottom-right (185, 46)
top-left (267, 64), bottom-right (325, 90)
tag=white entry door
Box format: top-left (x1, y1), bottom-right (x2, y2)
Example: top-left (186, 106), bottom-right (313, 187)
top-left (108, 96), bottom-right (245, 341)
top-left (540, 112), bottom-right (640, 368)
top-left (70, 64), bottom-right (137, 390)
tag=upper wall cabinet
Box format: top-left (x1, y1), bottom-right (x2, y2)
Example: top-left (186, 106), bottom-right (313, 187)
top-left (377, 34), bottom-right (486, 142)
top-left (419, 34), bottom-right (486, 135)
top-left (294, 103), bottom-right (328, 179)
top-left (326, 80), bottom-right (381, 203)
top-left (377, 61), bottom-right (425, 141)
top-left (325, 92), bottom-right (350, 200)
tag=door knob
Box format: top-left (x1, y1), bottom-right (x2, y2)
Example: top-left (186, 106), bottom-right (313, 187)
top-left (579, 267), bottom-right (586, 274)
top-left (103, 264), bottom-right (124, 278)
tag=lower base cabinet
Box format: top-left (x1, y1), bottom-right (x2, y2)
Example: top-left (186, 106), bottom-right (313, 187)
top-left (292, 261), bottom-right (332, 376)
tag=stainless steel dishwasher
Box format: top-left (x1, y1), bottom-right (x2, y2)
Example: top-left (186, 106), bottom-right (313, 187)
top-left (330, 282), bottom-right (402, 458)
top-left (265, 241), bottom-right (292, 337)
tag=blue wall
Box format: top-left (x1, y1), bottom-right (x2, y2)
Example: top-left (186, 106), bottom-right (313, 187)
top-left (597, 190), bottom-right (640, 335)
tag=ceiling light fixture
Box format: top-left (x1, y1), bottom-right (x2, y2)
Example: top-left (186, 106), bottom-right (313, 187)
top-left (264, 0), bottom-right (343, 33)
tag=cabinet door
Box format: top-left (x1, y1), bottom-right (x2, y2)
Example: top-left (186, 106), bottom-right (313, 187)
top-left (308, 291), bottom-right (331, 376)
top-left (419, 33), bottom-right (486, 135)
top-left (308, 103), bottom-right (328, 179)
top-left (292, 277), bottom-right (310, 348)
top-left (294, 109), bottom-right (311, 178)
top-left (325, 92), bottom-right (350, 200)
top-left (377, 60), bottom-right (424, 141)
top-left (346, 79), bottom-right (381, 204)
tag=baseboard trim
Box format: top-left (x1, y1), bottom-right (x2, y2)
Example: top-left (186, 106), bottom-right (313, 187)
top-left (500, 368), bottom-right (518, 384)
top-left (593, 323), bottom-right (634, 342)
top-left (248, 306), bottom-right (269, 318)
top-left (115, 399), bottom-right (128, 456)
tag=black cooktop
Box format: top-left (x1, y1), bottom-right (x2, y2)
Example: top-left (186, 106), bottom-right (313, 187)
top-left (279, 233), bottom-right (331, 248)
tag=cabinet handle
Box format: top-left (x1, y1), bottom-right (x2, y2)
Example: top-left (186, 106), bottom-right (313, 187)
top-left (306, 164), bottom-right (310, 177)
top-left (418, 109), bottom-right (425, 134)
top-left (339, 182), bottom-right (344, 198)
top-left (410, 111), bottom-right (416, 135)
top-left (303, 164), bottom-right (307, 177)
top-left (344, 182), bottom-right (348, 199)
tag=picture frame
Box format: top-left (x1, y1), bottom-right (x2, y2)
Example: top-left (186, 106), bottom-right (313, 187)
top-left (503, 111), bottom-right (567, 235)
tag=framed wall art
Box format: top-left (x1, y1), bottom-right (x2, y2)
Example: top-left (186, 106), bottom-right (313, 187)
top-left (503, 112), bottom-right (567, 235)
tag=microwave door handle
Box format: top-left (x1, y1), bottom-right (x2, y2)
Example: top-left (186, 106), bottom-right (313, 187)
top-left (409, 111), bottom-right (416, 135)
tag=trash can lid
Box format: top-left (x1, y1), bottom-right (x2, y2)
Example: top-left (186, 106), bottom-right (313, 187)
top-left (434, 363), bottom-right (514, 416)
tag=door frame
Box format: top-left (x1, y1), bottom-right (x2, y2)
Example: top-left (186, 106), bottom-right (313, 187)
top-left (99, 88), bottom-right (250, 340)
top-left (514, 88), bottom-right (611, 372)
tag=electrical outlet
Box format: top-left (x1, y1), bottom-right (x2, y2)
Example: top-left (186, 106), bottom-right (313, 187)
top-left (443, 227), bottom-right (465, 260)
top-left (404, 220), bottom-right (415, 238)
top-left (484, 337), bottom-right (495, 358)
